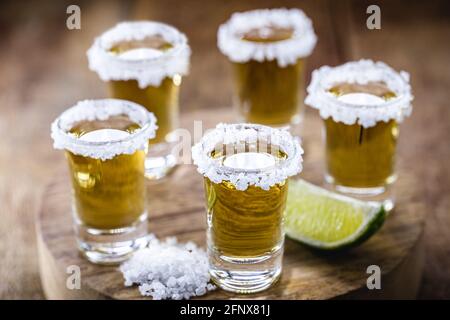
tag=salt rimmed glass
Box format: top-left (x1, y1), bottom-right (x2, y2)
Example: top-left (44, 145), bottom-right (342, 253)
top-left (87, 21), bottom-right (191, 179)
top-left (218, 8), bottom-right (317, 129)
top-left (51, 99), bottom-right (157, 264)
top-left (305, 59), bottom-right (413, 208)
top-left (192, 123), bottom-right (303, 293)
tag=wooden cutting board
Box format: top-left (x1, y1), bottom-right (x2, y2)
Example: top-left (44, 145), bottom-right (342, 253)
top-left (37, 109), bottom-right (425, 299)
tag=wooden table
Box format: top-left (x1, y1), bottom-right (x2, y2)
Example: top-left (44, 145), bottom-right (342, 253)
top-left (0, 0), bottom-right (449, 299)
top-left (37, 109), bottom-right (426, 299)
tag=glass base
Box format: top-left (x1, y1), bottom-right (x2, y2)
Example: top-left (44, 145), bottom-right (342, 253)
top-left (325, 174), bottom-right (395, 211)
top-left (76, 213), bottom-right (149, 265)
top-left (145, 141), bottom-right (178, 180)
top-left (208, 246), bottom-right (283, 294)
top-left (145, 154), bottom-right (177, 180)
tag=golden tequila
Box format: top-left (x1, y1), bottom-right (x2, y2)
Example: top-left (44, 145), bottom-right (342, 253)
top-left (109, 77), bottom-right (179, 145)
top-left (205, 145), bottom-right (288, 258)
top-left (108, 36), bottom-right (179, 145)
top-left (325, 83), bottom-right (398, 189)
top-left (67, 117), bottom-right (145, 230)
top-left (233, 27), bottom-right (305, 125)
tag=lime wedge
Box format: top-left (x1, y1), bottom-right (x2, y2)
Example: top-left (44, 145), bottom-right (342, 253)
top-left (285, 179), bottom-right (385, 250)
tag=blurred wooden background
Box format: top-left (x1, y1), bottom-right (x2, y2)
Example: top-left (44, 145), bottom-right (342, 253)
top-left (0, 0), bottom-right (449, 299)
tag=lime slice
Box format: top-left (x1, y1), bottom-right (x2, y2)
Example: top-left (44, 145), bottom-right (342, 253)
top-left (285, 179), bottom-right (386, 250)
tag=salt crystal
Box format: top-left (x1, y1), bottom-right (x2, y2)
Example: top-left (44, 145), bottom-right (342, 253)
top-left (120, 235), bottom-right (215, 300)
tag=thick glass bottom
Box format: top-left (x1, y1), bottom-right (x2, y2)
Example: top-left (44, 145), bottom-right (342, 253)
top-left (208, 245), bottom-right (283, 294)
top-left (325, 173), bottom-right (396, 211)
top-left (145, 140), bottom-right (178, 180)
top-left (75, 213), bottom-right (149, 265)
top-left (145, 155), bottom-right (177, 180)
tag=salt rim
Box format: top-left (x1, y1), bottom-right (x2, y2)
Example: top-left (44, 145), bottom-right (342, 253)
top-left (191, 123), bottom-right (303, 191)
top-left (217, 8), bottom-right (317, 67)
top-left (87, 21), bottom-right (191, 88)
top-left (51, 99), bottom-right (157, 161)
top-left (305, 59), bottom-right (414, 128)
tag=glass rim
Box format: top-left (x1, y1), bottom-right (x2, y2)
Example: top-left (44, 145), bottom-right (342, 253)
top-left (318, 80), bottom-right (410, 111)
top-left (217, 8), bottom-right (317, 67)
top-left (87, 21), bottom-right (191, 88)
top-left (51, 99), bottom-right (157, 160)
top-left (305, 59), bottom-right (414, 128)
top-left (212, 124), bottom-right (299, 174)
top-left (317, 87), bottom-right (410, 114)
top-left (98, 21), bottom-right (188, 64)
top-left (192, 123), bottom-right (303, 191)
top-left (230, 22), bottom-right (304, 48)
top-left (55, 105), bottom-right (153, 147)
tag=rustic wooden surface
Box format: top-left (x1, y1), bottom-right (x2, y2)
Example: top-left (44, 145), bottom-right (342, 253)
top-left (38, 109), bottom-right (425, 300)
top-left (0, 0), bottom-right (449, 299)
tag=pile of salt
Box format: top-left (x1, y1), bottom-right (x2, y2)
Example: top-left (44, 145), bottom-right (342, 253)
top-left (120, 235), bottom-right (215, 300)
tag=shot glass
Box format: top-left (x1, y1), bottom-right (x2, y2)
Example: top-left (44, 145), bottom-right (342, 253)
top-left (305, 60), bottom-right (413, 208)
top-left (218, 8), bottom-right (317, 128)
top-left (87, 21), bottom-right (191, 179)
top-left (192, 123), bottom-right (303, 293)
top-left (51, 99), bottom-right (157, 264)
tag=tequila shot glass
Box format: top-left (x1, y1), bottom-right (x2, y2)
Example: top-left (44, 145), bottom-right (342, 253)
top-left (88, 21), bottom-right (191, 179)
top-left (305, 60), bottom-right (413, 208)
top-left (192, 123), bottom-right (303, 293)
top-left (51, 99), bottom-right (157, 264)
top-left (218, 9), bottom-right (317, 129)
